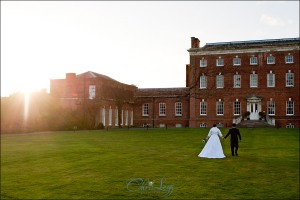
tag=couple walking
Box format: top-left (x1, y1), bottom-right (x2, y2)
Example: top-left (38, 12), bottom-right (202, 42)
top-left (198, 123), bottom-right (241, 158)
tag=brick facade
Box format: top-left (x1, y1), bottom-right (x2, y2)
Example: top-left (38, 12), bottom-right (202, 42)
top-left (133, 88), bottom-right (190, 128)
top-left (50, 71), bottom-right (137, 127)
top-left (50, 37), bottom-right (300, 128)
top-left (187, 37), bottom-right (299, 128)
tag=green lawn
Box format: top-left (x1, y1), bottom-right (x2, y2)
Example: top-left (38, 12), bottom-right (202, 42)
top-left (1, 128), bottom-right (299, 199)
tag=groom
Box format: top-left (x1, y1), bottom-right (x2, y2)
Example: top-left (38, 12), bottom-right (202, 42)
top-left (224, 123), bottom-right (241, 156)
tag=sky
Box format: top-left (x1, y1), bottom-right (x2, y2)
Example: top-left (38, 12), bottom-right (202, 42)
top-left (1, 1), bottom-right (299, 97)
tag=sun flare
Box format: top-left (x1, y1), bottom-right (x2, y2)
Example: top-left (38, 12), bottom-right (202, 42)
top-left (23, 92), bottom-right (30, 123)
top-left (19, 82), bottom-right (42, 95)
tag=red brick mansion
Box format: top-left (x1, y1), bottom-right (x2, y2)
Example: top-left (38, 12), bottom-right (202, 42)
top-left (50, 37), bottom-right (300, 128)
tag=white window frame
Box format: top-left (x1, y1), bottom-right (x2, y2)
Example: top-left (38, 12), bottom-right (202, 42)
top-left (250, 72), bottom-right (258, 88)
top-left (199, 123), bottom-right (207, 128)
top-left (216, 123), bottom-right (224, 128)
top-left (233, 74), bottom-right (241, 88)
top-left (233, 56), bottom-right (241, 66)
top-left (216, 57), bottom-right (224, 67)
top-left (175, 102), bottom-right (182, 116)
top-left (267, 100), bottom-right (275, 116)
top-left (200, 58), bottom-right (207, 67)
top-left (216, 74), bottom-right (224, 88)
top-left (285, 54), bottom-right (293, 64)
top-left (286, 71), bottom-right (294, 87)
top-left (159, 103), bottom-right (166, 116)
top-left (216, 100), bottom-right (224, 116)
top-left (142, 103), bottom-right (149, 116)
top-left (286, 99), bottom-right (294, 115)
top-left (267, 54), bottom-right (275, 64)
top-left (175, 124), bottom-right (182, 128)
top-left (200, 75), bottom-right (207, 89)
top-left (200, 100), bottom-right (207, 116)
top-left (89, 85), bottom-right (96, 99)
top-left (159, 124), bottom-right (165, 128)
top-left (250, 56), bottom-right (258, 65)
top-left (233, 100), bottom-right (241, 115)
top-left (267, 72), bottom-right (275, 87)
top-left (286, 123), bottom-right (294, 128)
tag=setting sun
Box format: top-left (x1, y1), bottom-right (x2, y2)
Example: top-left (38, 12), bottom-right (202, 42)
top-left (1, 67), bottom-right (50, 97)
top-left (19, 81), bottom-right (47, 95)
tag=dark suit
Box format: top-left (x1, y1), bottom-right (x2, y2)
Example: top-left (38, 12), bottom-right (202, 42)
top-left (225, 127), bottom-right (241, 156)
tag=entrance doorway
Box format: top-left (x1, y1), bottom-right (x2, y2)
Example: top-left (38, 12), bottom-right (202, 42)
top-left (247, 96), bottom-right (262, 120)
top-left (249, 102), bottom-right (259, 120)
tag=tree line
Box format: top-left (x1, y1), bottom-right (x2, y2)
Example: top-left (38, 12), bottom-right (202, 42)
top-left (1, 90), bottom-right (101, 134)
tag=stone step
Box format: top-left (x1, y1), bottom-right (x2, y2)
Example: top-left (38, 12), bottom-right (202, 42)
top-left (238, 120), bottom-right (274, 128)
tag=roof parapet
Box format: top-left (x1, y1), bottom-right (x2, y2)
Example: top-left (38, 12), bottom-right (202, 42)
top-left (204, 37), bottom-right (300, 47)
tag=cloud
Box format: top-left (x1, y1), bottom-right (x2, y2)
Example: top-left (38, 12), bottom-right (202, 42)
top-left (260, 14), bottom-right (285, 27)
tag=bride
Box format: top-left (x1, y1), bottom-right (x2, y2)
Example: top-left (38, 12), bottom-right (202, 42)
top-left (198, 124), bottom-right (225, 158)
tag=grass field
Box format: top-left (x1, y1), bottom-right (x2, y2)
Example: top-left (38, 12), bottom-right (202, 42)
top-left (1, 128), bottom-right (299, 199)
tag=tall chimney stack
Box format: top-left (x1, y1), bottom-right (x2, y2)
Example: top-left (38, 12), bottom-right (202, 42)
top-left (66, 73), bottom-right (76, 79)
top-left (191, 37), bottom-right (200, 48)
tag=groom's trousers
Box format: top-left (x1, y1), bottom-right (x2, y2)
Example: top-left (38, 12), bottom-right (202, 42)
top-left (231, 142), bottom-right (239, 156)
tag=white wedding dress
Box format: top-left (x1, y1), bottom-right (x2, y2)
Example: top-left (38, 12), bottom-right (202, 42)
top-left (198, 127), bottom-right (226, 158)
